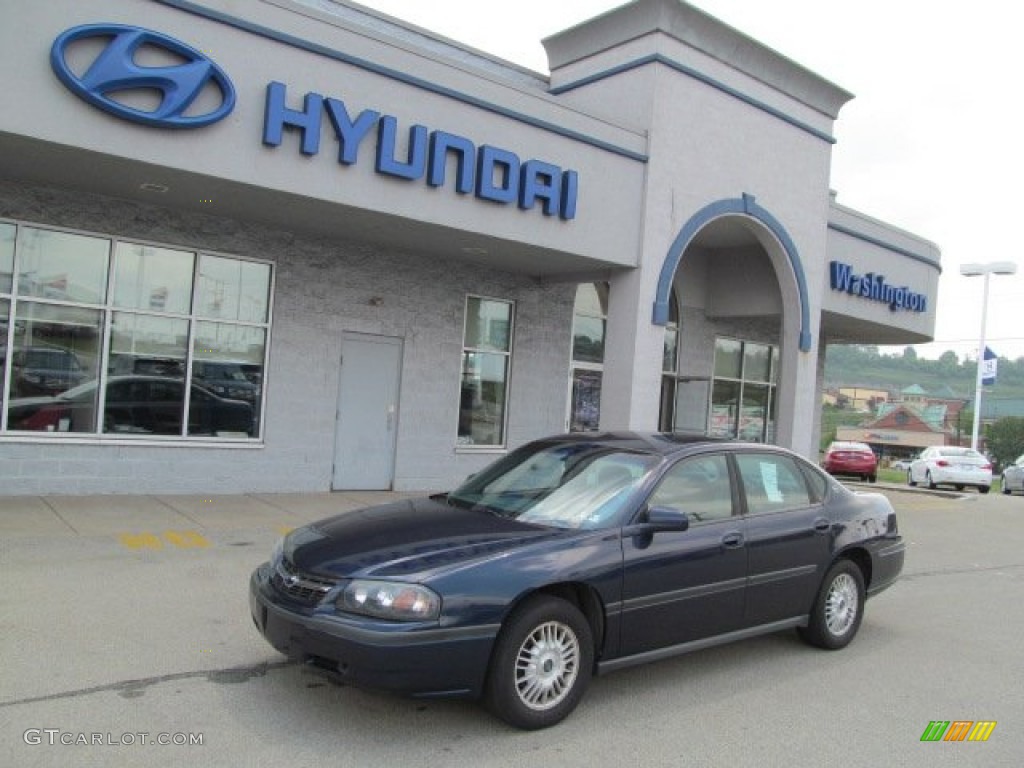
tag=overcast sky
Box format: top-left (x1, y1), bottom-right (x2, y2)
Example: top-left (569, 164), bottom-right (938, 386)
top-left (353, 0), bottom-right (1024, 362)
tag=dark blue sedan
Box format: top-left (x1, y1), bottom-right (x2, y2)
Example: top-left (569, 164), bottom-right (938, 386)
top-left (249, 433), bottom-right (904, 729)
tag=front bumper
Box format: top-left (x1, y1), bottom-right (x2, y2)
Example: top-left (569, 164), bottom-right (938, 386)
top-left (249, 563), bottom-right (499, 698)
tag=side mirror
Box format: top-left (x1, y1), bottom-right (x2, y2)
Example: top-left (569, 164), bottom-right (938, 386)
top-left (623, 506), bottom-right (689, 548)
top-left (646, 506), bottom-right (690, 532)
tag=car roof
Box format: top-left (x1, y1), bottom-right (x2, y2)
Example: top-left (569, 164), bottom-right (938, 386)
top-left (534, 431), bottom-right (785, 459)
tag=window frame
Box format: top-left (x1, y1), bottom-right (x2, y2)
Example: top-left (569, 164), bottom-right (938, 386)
top-left (0, 218), bottom-right (274, 446)
top-left (456, 293), bottom-right (515, 451)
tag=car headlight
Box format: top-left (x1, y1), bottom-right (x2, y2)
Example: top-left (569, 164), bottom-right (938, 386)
top-left (337, 580), bottom-right (441, 622)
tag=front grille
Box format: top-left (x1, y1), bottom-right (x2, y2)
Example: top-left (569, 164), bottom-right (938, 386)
top-left (271, 558), bottom-right (336, 605)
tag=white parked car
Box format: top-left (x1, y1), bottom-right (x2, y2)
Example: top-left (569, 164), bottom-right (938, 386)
top-left (908, 447), bottom-right (992, 494)
top-left (1002, 454), bottom-right (1024, 495)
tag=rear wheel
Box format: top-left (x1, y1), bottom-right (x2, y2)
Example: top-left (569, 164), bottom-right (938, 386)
top-left (907, 470), bottom-right (916, 487)
top-left (1002, 476), bottom-right (1011, 495)
top-left (979, 485), bottom-right (990, 495)
top-left (868, 474), bottom-right (877, 483)
top-left (484, 596), bottom-right (594, 730)
top-left (799, 559), bottom-right (865, 650)
top-left (926, 471), bottom-right (937, 490)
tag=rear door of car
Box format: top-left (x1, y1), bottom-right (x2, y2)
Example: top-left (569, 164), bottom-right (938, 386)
top-left (617, 452), bottom-right (746, 657)
top-left (734, 452), bottom-right (832, 625)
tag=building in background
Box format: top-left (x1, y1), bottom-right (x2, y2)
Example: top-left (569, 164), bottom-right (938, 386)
top-left (0, 0), bottom-right (939, 494)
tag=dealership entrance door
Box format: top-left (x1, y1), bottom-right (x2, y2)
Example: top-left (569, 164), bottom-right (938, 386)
top-left (332, 333), bottom-right (403, 490)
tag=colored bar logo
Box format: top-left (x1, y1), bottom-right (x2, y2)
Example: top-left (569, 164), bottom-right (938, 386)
top-left (920, 721), bottom-right (997, 742)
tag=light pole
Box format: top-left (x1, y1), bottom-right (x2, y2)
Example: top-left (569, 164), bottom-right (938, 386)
top-left (960, 261), bottom-right (1018, 451)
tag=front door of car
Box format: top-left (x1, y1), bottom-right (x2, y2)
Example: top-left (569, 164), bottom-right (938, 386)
top-left (618, 453), bottom-right (746, 657)
top-left (734, 452), bottom-right (832, 625)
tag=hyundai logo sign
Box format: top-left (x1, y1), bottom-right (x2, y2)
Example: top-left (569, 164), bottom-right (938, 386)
top-left (50, 24), bottom-right (235, 129)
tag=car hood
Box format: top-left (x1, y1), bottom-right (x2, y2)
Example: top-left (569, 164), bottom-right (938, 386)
top-left (289, 496), bottom-right (568, 580)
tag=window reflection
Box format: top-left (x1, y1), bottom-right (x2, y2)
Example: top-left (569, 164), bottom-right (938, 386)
top-left (459, 297), bottom-right (513, 446)
top-left (6, 303), bottom-right (102, 432)
top-left (114, 243), bottom-right (195, 314)
top-left (192, 321), bottom-right (263, 436)
top-left (18, 228), bottom-right (109, 304)
top-left (0, 222), bottom-right (14, 293)
top-left (1, 223), bottom-right (272, 440)
top-left (196, 255), bottom-right (270, 323)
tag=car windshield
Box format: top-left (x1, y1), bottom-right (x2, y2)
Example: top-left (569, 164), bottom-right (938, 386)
top-left (447, 442), bottom-right (659, 529)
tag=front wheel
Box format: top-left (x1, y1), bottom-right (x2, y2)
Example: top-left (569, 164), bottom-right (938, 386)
top-left (907, 470), bottom-right (916, 487)
top-left (799, 560), bottom-right (865, 650)
top-left (484, 596), bottom-right (594, 730)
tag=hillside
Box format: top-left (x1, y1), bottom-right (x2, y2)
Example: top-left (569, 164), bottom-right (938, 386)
top-left (824, 345), bottom-right (1024, 402)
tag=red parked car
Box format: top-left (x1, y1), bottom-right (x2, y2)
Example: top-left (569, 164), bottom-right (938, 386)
top-left (823, 441), bottom-right (878, 483)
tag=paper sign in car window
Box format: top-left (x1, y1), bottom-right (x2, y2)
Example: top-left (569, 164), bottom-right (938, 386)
top-left (761, 462), bottom-right (783, 502)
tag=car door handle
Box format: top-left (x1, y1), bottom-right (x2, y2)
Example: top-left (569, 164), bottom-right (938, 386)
top-left (721, 531), bottom-right (744, 549)
top-left (813, 518), bottom-right (832, 533)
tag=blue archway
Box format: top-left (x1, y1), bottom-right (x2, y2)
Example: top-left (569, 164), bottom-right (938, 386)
top-left (652, 193), bottom-right (812, 352)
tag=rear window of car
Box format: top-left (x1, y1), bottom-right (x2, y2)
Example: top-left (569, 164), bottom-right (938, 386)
top-left (829, 442), bottom-right (871, 453)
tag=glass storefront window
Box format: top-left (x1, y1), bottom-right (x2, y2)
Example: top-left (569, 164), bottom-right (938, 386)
top-left (709, 337), bottom-right (778, 443)
top-left (709, 380), bottom-right (740, 438)
top-left (6, 303), bottom-right (102, 432)
top-left (743, 343), bottom-right (771, 383)
top-left (570, 369), bottom-right (602, 432)
top-left (114, 243), bottom-right (195, 314)
top-left (570, 283), bottom-right (608, 432)
top-left (196, 254), bottom-right (271, 323)
top-left (0, 299), bottom-right (9, 401)
top-left (0, 220), bottom-right (272, 441)
top-left (459, 297), bottom-right (513, 446)
top-left (463, 297), bottom-right (512, 353)
top-left (571, 283), bottom-right (607, 365)
top-left (0, 222), bottom-right (14, 293)
top-left (192, 322), bottom-right (265, 436)
top-left (713, 338), bottom-right (742, 378)
top-left (17, 227), bottom-right (109, 304)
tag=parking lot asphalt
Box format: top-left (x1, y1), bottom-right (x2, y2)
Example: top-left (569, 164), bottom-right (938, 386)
top-left (0, 490), bottom-right (421, 540)
top-left (1, 483), bottom-right (1022, 767)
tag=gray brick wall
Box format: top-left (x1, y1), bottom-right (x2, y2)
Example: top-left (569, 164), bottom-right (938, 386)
top-left (0, 181), bottom-right (575, 495)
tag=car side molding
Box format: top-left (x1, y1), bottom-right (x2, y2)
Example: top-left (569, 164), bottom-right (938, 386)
top-left (597, 616), bottom-right (808, 675)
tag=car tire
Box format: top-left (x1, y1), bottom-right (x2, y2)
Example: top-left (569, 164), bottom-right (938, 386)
top-left (955, 484), bottom-right (964, 491)
top-left (484, 595), bottom-right (594, 730)
top-left (907, 470), bottom-right (916, 487)
top-left (926, 471), bottom-right (937, 490)
top-left (799, 559), bottom-right (865, 651)
top-left (978, 485), bottom-right (990, 495)
top-left (1002, 476), bottom-right (1010, 495)
top-left (868, 474), bottom-right (877, 483)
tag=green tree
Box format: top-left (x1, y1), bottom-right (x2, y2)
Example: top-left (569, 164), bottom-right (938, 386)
top-left (985, 417), bottom-right (1024, 467)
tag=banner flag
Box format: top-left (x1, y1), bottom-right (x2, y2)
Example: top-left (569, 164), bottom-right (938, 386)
top-left (982, 347), bottom-right (997, 386)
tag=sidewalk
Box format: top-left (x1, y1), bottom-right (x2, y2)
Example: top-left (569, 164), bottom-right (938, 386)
top-left (0, 490), bottom-right (420, 538)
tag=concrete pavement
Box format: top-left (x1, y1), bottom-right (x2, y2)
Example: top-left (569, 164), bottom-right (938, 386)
top-left (0, 491), bottom-right (420, 539)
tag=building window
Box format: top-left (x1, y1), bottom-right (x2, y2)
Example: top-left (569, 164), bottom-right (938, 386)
top-left (568, 283), bottom-right (607, 432)
top-left (659, 292), bottom-right (680, 431)
top-left (459, 296), bottom-right (513, 447)
top-left (709, 337), bottom-right (778, 442)
top-left (1, 220), bottom-right (272, 440)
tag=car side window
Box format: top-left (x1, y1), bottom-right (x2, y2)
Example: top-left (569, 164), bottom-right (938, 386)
top-left (648, 454), bottom-right (733, 522)
top-left (736, 453), bottom-right (814, 515)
